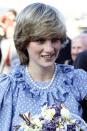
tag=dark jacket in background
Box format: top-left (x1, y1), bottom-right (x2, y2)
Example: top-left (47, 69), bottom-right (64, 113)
top-left (74, 50), bottom-right (87, 122)
top-left (56, 37), bottom-right (71, 64)
top-left (74, 50), bottom-right (87, 72)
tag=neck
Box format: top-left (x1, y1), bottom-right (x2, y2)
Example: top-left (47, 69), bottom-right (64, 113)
top-left (27, 64), bottom-right (55, 82)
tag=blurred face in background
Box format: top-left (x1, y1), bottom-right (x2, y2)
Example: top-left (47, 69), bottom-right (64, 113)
top-left (5, 11), bottom-right (16, 26)
top-left (6, 11), bottom-right (16, 22)
top-left (1, 11), bottom-right (16, 28)
top-left (71, 38), bottom-right (87, 61)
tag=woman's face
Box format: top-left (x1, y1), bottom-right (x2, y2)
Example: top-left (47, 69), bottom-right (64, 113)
top-left (27, 38), bottom-right (61, 68)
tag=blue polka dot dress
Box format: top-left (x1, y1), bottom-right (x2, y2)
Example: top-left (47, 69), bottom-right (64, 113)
top-left (0, 64), bottom-right (87, 131)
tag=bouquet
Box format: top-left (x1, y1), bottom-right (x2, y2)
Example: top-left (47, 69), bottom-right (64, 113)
top-left (15, 103), bottom-right (87, 131)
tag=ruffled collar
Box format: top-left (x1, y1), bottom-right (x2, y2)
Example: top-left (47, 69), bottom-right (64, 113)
top-left (11, 64), bottom-right (74, 105)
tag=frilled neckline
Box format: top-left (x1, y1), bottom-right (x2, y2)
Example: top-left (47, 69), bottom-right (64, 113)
top-left (10, 64), bottom-right (74, 104)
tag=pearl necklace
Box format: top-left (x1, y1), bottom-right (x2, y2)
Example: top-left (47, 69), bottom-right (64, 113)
top-left (26, 64), bottom-right (57, 90)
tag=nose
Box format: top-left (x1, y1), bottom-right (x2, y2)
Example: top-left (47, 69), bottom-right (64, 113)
top-left (44, 40), bottom-right (54, 52)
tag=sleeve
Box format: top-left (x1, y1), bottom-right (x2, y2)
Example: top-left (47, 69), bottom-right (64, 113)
top-left (0, 74), bottom-right (13, 131)
top-left (73, 69), bottom-right (87, 101)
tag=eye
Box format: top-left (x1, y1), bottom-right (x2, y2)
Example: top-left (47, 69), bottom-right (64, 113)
top-left (51, 38), bottom-right (60, 43)
top-left (36, 38), bottom-right (46, 44)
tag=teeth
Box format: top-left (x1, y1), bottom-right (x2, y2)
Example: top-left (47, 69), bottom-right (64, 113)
top-left (42, 55), bottom-right (52, 58)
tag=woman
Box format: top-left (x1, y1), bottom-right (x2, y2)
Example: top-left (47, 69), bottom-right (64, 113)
top-left (0, 3), bottom-right (87, 131)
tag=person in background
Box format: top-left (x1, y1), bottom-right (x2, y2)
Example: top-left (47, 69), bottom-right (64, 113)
top-left (74, 50), bottom-right (87, 122)
top-left (0, 25), bottom-right (6, 42)
top-left (0, 9), bottom-right (19, 74)
top-left (0, 26), bottom-right (6, 63)
top-left (0, 25), bottom-right (19, 74)
top-left (0, 3), bottom-right (87, 130)
top-left (65, 33), bottom-right (87, 65)
top-left (5, 9), bottom-right (17, 23)
top-left (0, 18), bottom-right (7, 64)
top-left (74, 50), bottom-right (87, 71)
top-left (0, 9), bottom-right (17, 35)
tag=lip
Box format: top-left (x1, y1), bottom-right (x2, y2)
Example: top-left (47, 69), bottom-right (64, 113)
top-left (41, 54), bottom-right (54, 58)
top-left (41, 54), bottom-right (56, 60)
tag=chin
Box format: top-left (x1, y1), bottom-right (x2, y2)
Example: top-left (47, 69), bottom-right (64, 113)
top-left (41, 61), bottom-right (55, 68)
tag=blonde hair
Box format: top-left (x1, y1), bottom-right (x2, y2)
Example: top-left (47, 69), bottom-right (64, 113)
top-left (14, 3), bottom-right (66, 65)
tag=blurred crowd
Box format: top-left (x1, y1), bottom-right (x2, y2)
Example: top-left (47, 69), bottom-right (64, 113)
top-left (0, 9), bottom-right (19, 74)
top-left (56, 31), bottom-right (87, 72)
top-left (0, 8), bottom-right (87, 74)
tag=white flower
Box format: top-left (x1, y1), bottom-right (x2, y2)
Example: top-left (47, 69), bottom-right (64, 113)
top-left (31, 117), bottom-right (42, 128)
top-left (41, 106), bottom-right (55, 120)
top-left (61, 106), bottom-right (70, 119)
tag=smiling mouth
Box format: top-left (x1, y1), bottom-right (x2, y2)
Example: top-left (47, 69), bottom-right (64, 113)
top-left (41, 54), bottom-right (55, 59)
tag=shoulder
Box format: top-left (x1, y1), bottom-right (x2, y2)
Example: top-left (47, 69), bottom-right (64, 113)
top-left (0, 65), bottom-right (25, 92)
top-left (57, 64), bottom-right (87, 99)
top-left (79, 50), bottom-right (87, 57)
top-left (76, 51), bottom-right (87, 62)
top-left (0, 73), bottom-right (11, 88)
top-left (0, 65), bottom-right (26, 109)
top-left (57, 63), bottom-right (87, 79)
top-left (0, 73), bottom-right (13, 102)
top-left (73, 68), bottom-right (87, 82)
top-left (9, 64), bottom-right (25, 82)
top-left (58, 64), bottom-right (87, 87)
top-left (57, 64), bottom-right (74, 73)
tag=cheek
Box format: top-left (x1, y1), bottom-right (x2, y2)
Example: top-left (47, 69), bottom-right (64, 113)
top-left (71, 48), bottom-right (76, 54)
top-left (55, 43), bottom-right (61, 51)
top-left (71, 50), bottom-right (73, 55)
top-left (28, 46), bottom-right (41, 58)
top-left (54, 44), bottom-right (61, 58)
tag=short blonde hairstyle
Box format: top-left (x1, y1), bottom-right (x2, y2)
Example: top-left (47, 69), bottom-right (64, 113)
top-left (14, 3), bottom-right (66, 65)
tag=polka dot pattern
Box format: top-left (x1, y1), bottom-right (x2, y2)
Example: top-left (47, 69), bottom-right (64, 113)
top-left (0, 64), bottom-right (87, 131)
